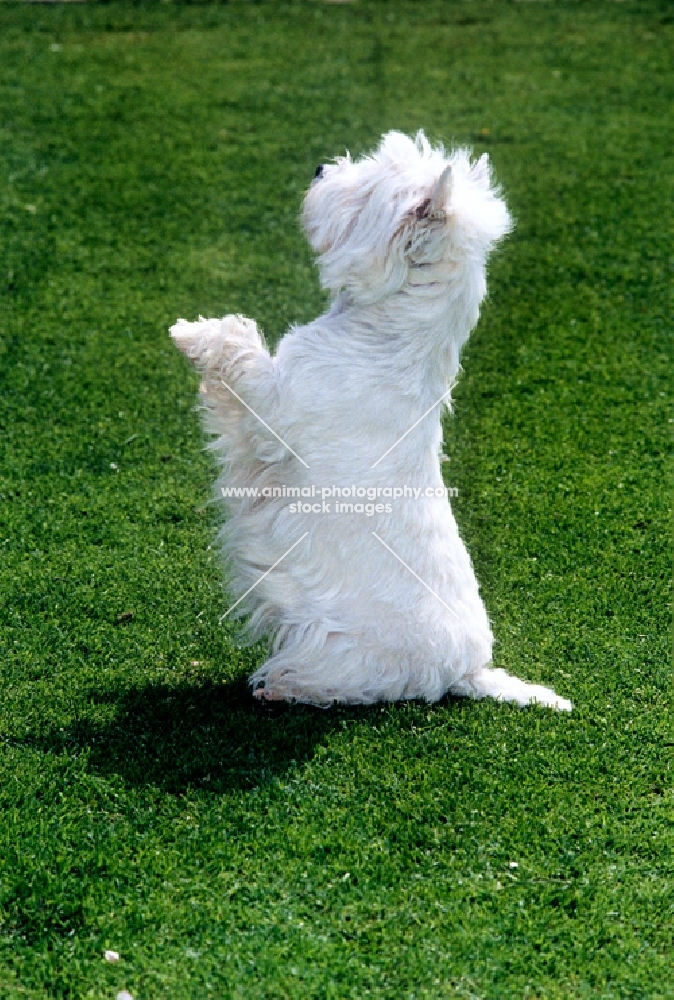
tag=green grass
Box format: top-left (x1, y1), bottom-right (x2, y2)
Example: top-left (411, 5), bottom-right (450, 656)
top-left (0, 1), bottom-right (671, 997)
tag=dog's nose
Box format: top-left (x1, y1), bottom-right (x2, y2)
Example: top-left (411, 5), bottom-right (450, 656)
top-left (314, 164), bottom-right (325, 179)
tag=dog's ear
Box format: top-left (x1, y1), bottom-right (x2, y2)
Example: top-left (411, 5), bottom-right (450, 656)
top-left (411, 166), bottom-right (453, 224)
top-left (404, 166), bottom-right (454, 264)
top-left (428, 165), bottom-right (453, 219)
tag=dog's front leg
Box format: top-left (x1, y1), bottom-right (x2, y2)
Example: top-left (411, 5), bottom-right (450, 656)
top-left (171, 313), bottom-right (271, 396)
top-left (171, 314), bottom-right (283, 460)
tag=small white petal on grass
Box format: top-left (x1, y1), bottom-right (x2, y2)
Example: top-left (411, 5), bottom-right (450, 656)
top-left (116, 992), bottom-right (134, 1000)
top-left (508, 861), bottom-right (519, 869)
top-left (104, 949), bottom-right (120, 962)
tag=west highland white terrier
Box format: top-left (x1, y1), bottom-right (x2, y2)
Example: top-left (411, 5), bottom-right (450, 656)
top-left (171, 131), bottom-right (572, 712)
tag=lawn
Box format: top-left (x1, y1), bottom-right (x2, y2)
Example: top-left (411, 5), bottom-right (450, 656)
top-left (0, 1), bottom-right (671, 997)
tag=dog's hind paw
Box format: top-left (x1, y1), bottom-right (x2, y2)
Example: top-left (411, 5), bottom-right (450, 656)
top-left (253, 685), bottom-right (289, 703)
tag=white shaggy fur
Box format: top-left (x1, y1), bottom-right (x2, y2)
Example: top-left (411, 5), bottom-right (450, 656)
top-left (171, 131), bottom-right (572, 712)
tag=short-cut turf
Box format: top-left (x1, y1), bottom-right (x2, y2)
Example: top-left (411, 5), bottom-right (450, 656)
top-left (0, 2), bottom-right (671, 997)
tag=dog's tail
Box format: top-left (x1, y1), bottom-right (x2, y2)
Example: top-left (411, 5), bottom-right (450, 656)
top-left (451, 666), bottom-right (572, 712)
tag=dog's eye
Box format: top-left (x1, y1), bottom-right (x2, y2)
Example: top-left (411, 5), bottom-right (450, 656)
top-left (314, 164), bottom-right (325, 179)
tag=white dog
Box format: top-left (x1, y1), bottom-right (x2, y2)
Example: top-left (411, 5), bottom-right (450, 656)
top-left (171, 131), bottom-right (571, 712)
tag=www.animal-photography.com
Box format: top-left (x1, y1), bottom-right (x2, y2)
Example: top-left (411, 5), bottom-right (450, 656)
top-left (0, 2), bottom-right (670, 998)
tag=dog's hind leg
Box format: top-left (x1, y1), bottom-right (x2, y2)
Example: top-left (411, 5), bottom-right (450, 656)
top-left (450, 666), bottom-right (572, 712)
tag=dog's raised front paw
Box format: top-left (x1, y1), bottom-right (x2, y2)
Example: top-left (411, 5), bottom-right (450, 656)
top-left (170, 314), bottom-right (264, 372)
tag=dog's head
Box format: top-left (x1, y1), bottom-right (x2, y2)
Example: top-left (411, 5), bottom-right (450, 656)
top-left (302, 130), bottom-right (512, 307)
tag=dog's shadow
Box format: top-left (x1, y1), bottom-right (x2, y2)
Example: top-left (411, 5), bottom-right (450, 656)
top-left (30, 678), bottom-right (376, 795)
